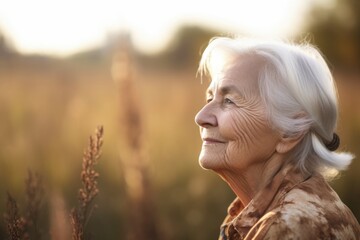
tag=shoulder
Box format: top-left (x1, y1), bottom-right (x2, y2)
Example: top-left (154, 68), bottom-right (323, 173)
top-left (250, 177), bottom-right (360, 239)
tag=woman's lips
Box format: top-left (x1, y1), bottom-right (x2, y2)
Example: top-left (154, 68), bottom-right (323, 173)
top-left (202, 138), bottom-right (226, 145)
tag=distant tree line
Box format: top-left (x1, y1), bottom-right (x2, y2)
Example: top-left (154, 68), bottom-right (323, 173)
top-left (0, 31), bottom-right (16, 58)
top-left (150, 0), bottom-right (360, 72)
top-left (304, 0), bottom-right (360, 70)
top-left (137, 25), bottom-right (220, 71)
top-left (2, 0), bottom-right (359, 71)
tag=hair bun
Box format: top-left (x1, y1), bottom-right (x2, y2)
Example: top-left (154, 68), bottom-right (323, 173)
top-left (325, 133), bottom-right (340, 151)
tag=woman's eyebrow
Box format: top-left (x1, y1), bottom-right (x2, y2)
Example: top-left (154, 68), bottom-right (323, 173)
top-left (206, 84), bottom-right (244, 96)
top-left (219, 85), bottom-right (240, 94)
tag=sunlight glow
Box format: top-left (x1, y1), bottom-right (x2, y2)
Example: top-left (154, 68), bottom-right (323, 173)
top-left (0, 0), bottom-right (317, 56)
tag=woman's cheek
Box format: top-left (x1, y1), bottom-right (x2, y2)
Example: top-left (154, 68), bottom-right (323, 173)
top-left (220, 111), bottom-right (248, 141)
top-left (223, 110), bottom-right (267, 146)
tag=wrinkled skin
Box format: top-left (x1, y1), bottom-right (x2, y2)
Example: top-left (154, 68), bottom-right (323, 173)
top-left (195, 49), bottom-right (360, 240)
top-left (195, 55), bottom-right (283, 203)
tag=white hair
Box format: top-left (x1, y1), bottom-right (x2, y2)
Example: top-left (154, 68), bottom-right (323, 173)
top-left (198, 37), bottom-right (354, 179)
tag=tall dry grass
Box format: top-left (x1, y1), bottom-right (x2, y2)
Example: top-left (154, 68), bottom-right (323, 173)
top-left (70, 125), bottom-right (104, 240)
top-left (24, 170), bottom-right (44, 239)
top-left (4, 192), bottom-right (29, 240)
top-left (0, 51), bottom-right (359, 239)
top-left (111, 34), bottom-right (160, 240)
top-left (3, 126), bottom-right (104, 240)
top-left (4, 170), bottom-right (43, 240)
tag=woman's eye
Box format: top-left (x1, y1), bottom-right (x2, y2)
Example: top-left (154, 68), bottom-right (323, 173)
top-left (224, 98), bottom-right (234, 104)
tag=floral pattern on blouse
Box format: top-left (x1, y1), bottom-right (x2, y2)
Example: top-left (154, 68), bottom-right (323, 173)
top-left (219, 165), bottom-right (360, 240)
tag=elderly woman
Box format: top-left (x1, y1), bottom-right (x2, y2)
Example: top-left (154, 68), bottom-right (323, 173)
top-left (195, 37), bottom-right (360, 239)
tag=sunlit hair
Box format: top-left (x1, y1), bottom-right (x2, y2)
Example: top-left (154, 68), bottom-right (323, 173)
top-left (198, 37), bottom-right (354, 179)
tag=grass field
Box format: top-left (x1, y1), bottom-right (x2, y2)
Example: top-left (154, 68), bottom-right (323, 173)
top-left (0, 54), bottom-right (359, 239)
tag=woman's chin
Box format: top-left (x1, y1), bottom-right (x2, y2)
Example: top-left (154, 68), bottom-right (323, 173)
top-left (198, 156), bottom-right (220, 170)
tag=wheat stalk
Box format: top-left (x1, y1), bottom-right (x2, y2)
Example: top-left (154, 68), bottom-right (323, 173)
top-left (4, 169), bottom-right (43, 240)
top-left (25, 170), bottom-right (44, 239)
top-left (4, 192), bottom-right (29, 240)
top-left (70, 125), bottom-right (104, 240)
top-left (112, 34), bottom-right (160, 240)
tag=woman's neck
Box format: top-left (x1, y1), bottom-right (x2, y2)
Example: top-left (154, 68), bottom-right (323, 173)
top-left (217, 153), bottom-right (286, 207)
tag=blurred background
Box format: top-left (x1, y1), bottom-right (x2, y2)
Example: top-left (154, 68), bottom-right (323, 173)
top-left (0, 0), bottom-right (359, 239)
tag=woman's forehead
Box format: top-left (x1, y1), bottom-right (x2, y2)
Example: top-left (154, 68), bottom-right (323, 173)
top-left (208, 55), bottom-right (263, 93)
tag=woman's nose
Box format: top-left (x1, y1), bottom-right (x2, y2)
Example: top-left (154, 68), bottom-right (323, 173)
top-left (195, 104), bottom-right (218, 128)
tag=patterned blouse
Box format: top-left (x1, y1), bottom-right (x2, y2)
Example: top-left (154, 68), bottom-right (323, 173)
top-left (219, 165), bottom-right (360, 240)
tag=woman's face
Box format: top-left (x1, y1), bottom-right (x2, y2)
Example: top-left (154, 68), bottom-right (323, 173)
top-left (195, 56), bottom-right (280, 172)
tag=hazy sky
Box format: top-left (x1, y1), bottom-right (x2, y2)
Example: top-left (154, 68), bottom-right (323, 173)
top-left (0, 0), bottom-right (328, 56)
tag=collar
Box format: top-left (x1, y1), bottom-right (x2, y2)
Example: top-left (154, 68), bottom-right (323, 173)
top-left (221, 164), bottom-right (311, 238)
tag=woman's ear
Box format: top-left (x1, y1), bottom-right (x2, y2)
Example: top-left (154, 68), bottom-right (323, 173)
top-left (276, 132), bottom-right (306, 154)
